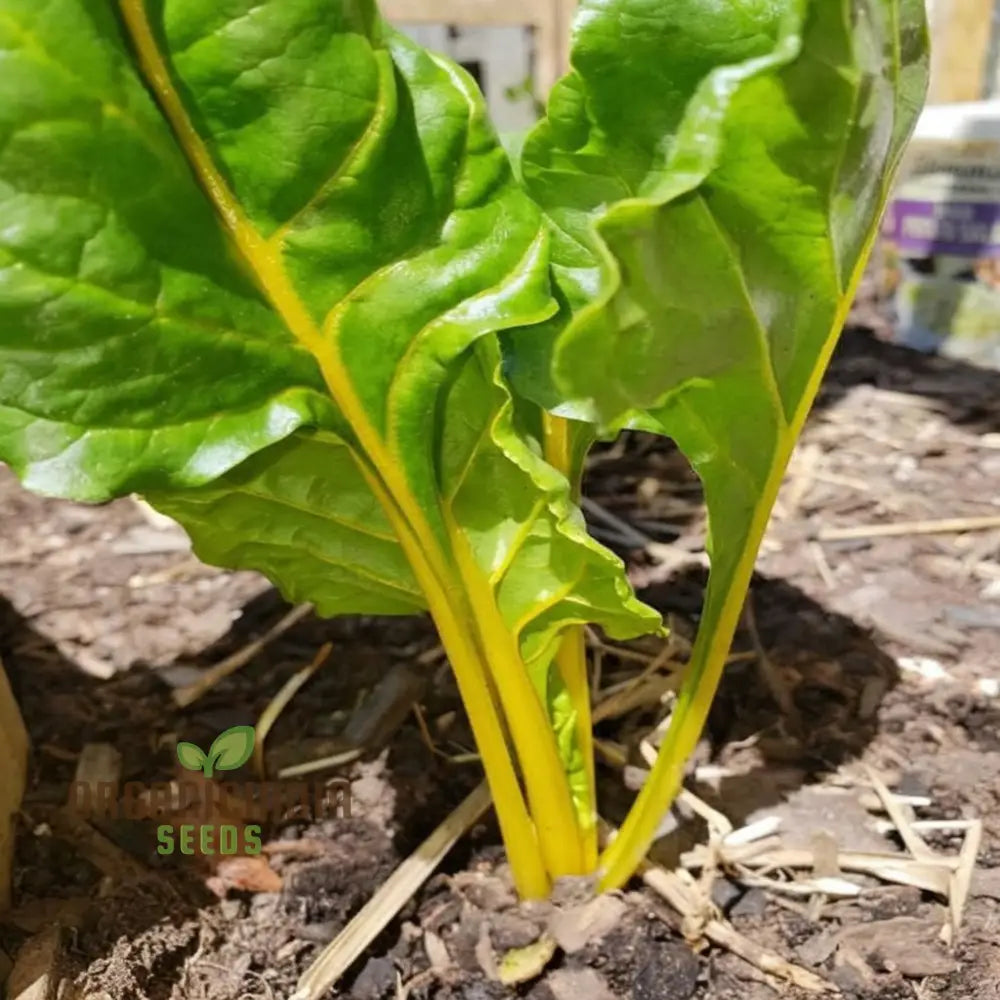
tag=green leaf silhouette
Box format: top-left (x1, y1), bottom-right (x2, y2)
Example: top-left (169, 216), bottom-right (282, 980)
top-left (176, 741), bottom-right (208, 773)
top-left (207, 725), bottom-right (256, 774)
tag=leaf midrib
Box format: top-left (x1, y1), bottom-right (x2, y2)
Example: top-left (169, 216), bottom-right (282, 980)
top-left (116, 0), bottom-right (453, 582)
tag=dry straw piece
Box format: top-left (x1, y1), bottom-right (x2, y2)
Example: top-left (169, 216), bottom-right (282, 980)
top-left (292, 782), bottom-right (491, 1000)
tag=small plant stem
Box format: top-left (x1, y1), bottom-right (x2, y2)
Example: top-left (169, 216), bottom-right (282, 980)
top-left (360, 467), bottom-right (550, 898)
top-left (599, 252), bottom-right (875, 892)
top-left (597, 442), bottom-right (787, 888)
top-left (554, 627), bottom-right (597, 868)
top-left (445, 510), bottom-right (586, 879)
top-left (543, 412), bottom-right (597, 869)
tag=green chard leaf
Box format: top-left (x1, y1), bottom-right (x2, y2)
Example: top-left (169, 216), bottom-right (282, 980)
top-left (0, 0), bottom-right (660, 889)
top-left (0, 0), bottom-right (657, 640)
top-left (511, 0), bottom-right (928, 886)
top-left (150, 430), bottom-right (428, 618)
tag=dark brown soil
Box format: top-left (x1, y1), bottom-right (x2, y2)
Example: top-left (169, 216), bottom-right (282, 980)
top-left (2, 324), bottom-right (1000, 1000)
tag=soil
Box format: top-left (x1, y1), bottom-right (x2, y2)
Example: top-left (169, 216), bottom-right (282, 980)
top-left (2, 319), bottom-right (1000, 1000)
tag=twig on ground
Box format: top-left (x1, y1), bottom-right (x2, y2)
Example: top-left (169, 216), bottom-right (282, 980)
top-left (174, 604), bottom-right (313, 708)
top-left (580, 496), bottom-right (654, 549)
top-left (590, 641), bottom-right (604, 701)
top-left (598, 635), bottom-right (678, 695)
top-left (945, 818), bottom-right (982, 944)
top-left (699, 914), bottom-right (836, 992)
top-left (128, 555), bottom-right (204, 589)
top-left (864, 766), bottom-right (935, 862)
top-left (743, 597), bottom-right (801, 727)
top-left (818, 515), bottom-right (1000, 542)
top-left (411, 705), bottom-right (480, 764)
top-left (277, 748), bottom-right (362, 780)
top-left (808, 541), bottom-right (838, 590)
top-left (415, 644), bottom-right (446, 665)
top-left (637, 740), bottom-right (732, 839)
top-left (292, 782), bottom-right (490, 1000)
top-left (586, 639), bottom-right (660, 667)
top-left (599, 822), bottom-right (835, 993)
top-left (412, 702), bottom-right (439, 757)
top-left (689, 844), bottom-right (955, 896)
top-left (781, 443), bottom-right (822, 517)
top-left (253, 642), bottom-right (332, 779)
top-left (593, 649), bottom-right (680, 723)
top-left (686, 766), bottom-right (982, 937)
top-left (738, 874), bottom-right (861, 899)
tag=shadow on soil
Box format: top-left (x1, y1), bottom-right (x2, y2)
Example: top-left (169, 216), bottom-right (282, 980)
top-left (0, 592), bottom-right (481, 996)
top-left (594, 566), bottom-right (899, 859)
top-left (582, 327), bottom-right (1000, 550)
top-left (820, 327), bottom-right (1000, 435)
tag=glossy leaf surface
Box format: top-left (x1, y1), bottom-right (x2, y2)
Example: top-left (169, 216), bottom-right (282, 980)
top-left (0, 0), bottom-right (656, 644)
top-left (513, 0), bottom-right (928, 884)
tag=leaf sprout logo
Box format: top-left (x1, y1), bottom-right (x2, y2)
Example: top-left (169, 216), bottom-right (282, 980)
top-left (176, 725), bottom-right (255, 779)
top-left (68, 724), bottom-right (351, 862)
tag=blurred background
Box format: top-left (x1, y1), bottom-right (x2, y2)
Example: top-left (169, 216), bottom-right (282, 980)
top-left (391, 0), bottom-right (1000, 372)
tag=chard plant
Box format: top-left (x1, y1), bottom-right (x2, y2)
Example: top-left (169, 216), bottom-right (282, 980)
top-left (0, 0), bottom-right (927, 897)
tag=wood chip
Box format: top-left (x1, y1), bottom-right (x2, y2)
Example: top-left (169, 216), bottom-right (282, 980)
top-left (34, 808), bottom-right (147, 882)
top-left (68, 743), bottom-right (122, 807)
top-left (547, 894), bottom-right (628, 954)
top-left (6, 926), bottom-right (63, 1000)
top-left (547, 968), bottom-right (617, 1000)
top-left (341, 663), bottom-right (426, 750)
top-left (475, 920), bottom-right (498, 981)
top-left (839, 917), bottom-right (957, 978)
top-left (497, 935), bottom-right (557, 986)
top-left (423, 930), bottom-right (452, 972)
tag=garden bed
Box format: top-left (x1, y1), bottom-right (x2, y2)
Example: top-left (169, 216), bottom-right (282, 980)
top-left (1, 328), bottom-right (999, 1000)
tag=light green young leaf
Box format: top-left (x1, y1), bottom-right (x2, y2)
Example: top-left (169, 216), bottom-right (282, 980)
top-left (176, 741), bottom-right (208, 773)
top-left (208, 725), bottom-right (256, 773)
top-left (512, 0), bottom-right (928, 884)
top-left (150, 431), bottom-right (428, 619)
